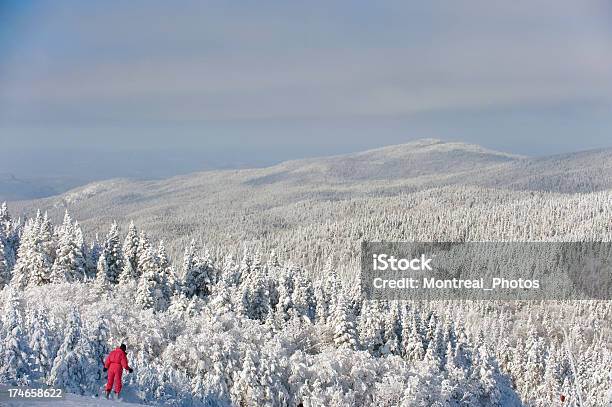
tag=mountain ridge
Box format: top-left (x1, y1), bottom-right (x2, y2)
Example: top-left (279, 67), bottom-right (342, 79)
top-left (6, 140), bottom-right (612, 254)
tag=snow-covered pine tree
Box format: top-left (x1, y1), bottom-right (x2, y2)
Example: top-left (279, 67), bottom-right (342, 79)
top-left (122, 221), bottom-right (140, 278)
top-left (136, 244), bottom-right (168, 312)
top-left (29, 310), bottom-right (55, 381)
top-left (119, 259), bottom-right (137, 285)
top-left (401, 312), bottom-right (424, 361)
top-left (47, 310), bottom-right (89, 394)
top-left (94, 254), bottom-right (111, 294)
top-left (11, 213), bottom-right (52, 288)
top-left (471, 344), bottom-right (502, 405)
top-left (50, 212), bottom-right (86, 283)
top-left (220, 254), bottom-right (240, 286)
top-left (182, 243), bottom-right (215, 298)
top-left (232, 349), bottom-right (265, 406)
top-left (0, 288), bottom-right (31, 384)
top-left (523, 328), bottom-right (545, 396)
top-left (291, 268), bottom-right (316, 322)
top-left (136, 231), bottom-right (152, 274)
top-left (95, 223), bottom-right (123, 285)
top-left (80, 316), bottom-right (111, 396)
top-left (156, 240), bottom-right (174, 299)
top-left (258, 349), bottom-right (289, 407)
top-left (0, 202), bottom-right (10, 236)
top-left (538, 344), bottom-right (562, 405)
top-left (358, 301), bottom-right (385, 355)
top-left (276, 265), bottom-right (295, 320)
top-left (382, 303), bottom-right (401, 355)
top-left (84, 238), bottom-right (102, 280)
top-left (0, 203), bottom-right (19, 270)
top-left (321, 259), bottom-right (339, 322)
top-left (332, 296), bottom-right (358, 350)
top-left (38, 212), bottom-right (57, 267)
top-left (0, 237), bottom-right (10, 288)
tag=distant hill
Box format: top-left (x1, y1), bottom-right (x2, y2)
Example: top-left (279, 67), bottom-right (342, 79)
top-left (7, 139), bottom-right (612, 261)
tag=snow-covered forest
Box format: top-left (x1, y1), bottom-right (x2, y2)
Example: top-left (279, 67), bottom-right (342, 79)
top-left (0, 200), bottom-right (610, 406)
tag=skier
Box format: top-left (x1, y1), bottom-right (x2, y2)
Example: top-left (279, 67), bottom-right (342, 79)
top-left (103, 343), bottom-right (133, 399)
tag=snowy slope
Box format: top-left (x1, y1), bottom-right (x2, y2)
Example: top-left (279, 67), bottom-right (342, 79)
top-left (1, 390), bottom-right (149, 407)
top-left (0, 382), bottom-right (151, 407)
top-left (7, 139), bottom-right (612, 262)
top-left (2, 393), bottom-right (149, 407)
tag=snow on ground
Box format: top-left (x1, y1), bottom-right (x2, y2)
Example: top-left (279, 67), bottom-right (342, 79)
top-left (0, 385), bottom-right (150, 407)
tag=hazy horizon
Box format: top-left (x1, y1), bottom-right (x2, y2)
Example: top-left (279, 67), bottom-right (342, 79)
top-left (2, 1), bottom-right (612, 198)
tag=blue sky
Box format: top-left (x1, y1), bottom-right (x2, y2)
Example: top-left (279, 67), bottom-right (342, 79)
top-left (1, 0), bottom-right (612, 180)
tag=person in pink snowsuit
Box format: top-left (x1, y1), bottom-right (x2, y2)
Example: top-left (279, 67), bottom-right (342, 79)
top-left (103, 343), bottom-right (133, 398)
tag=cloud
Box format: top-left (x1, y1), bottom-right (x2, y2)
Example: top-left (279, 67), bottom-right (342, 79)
top-left (1, 0), bottom-right (611, 124)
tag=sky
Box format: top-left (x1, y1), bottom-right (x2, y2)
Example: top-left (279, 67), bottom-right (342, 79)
top-left (1, 0), bottom-right (612, 183)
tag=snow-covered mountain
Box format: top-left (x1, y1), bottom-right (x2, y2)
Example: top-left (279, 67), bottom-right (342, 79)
top-left (8, 139), bottom-right (612, 259)
top-left (1, 139), bottom-right (610, 406)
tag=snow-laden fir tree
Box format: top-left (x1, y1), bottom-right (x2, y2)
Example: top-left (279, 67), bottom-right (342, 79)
top-left (232, 349), bottom-right (266, 406)
top-left (320, 258), bottom-right (339, 323)
top-left (95, 223), bottom-right (123, 286)
top-left (50, 212), bottom-right (86, 283)
top-left (358, 301), bottom-right (385, 355)
top-left (401, 312), bottom-right (425, 361)
top-left (276, 265), bottom-right (295, 321)
top-left (0, 203), bottom-right (19, 271)
top-left (39, 212), bottom-right (56, 263)
top-left (85, 238), bottom-right (102, 280)
top-left (78, 316), bottom-right (111, 396)
top-left (470, 344), bottom-right (502, 405)
top-left (182, 242), bottom-right (215, 298)
top-left (240, 262), bottom-right (270, 321)
top-left (136, 243), bottom-right (169, 312)
top-left (332, 296), bottom-right (358, 350)
top-left (136, 231), bottom-right (152, 276)
top-left (29, 310), bottom-right (55, 380)
top-left (0, 237), bottom-right (10, 288)
top-left (47, 310), bottom-right (92, 394)
top-left (0, 202), bottom-right (10, 235)
top-left (382, 303), bottom-right (401, 355)
top-left (0, 288), bottom-right (31, 384)
top-left (122, 221), bottom-right (140, 278)
top-left (156, 240), bottom-right (174, 299)
top-left (11, 213), bottom-right (52, 288)
top-left (291, 268), bottom-right (316, 321)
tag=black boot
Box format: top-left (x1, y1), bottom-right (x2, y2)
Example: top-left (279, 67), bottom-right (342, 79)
top-left (105, 390), bottom-right (111, 399)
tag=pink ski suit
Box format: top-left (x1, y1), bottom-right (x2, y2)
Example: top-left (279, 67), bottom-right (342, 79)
top-left (104, 347), bottom-right (131, 395)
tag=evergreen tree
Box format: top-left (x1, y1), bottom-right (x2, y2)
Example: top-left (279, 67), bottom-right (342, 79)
top-left (232, 349), bottom-right (265, 406)
top-left (47, 310), bottom-right (89, 394)
top-left (81, 316), bottom-right (111, 395)
top-left (95, 223), bottom-right (123, 285)
top-left (29, 311), bottom-right (54, 380)
top-left (0, 203), bottom-right (18, 271)
top-left (122, 221), bottom-right (140, 278)
top-left (401, 313), bottom-right (424, 361)
top-left (0, 289), bottom-right (31, 384)
top-left (157, 240), bottom-right (174, 299)
top-left (332, 297), bottom-right (358, 350)
top-left (0, 237), bottom-right (10, 288)
top-left (292, 269), bottom-right (316, 321)
top-left (39, 212), bottom-right (57, 267)
top-left (11, 214), bottom-right (52, 288)
top-left (182, 243), bottom-right (214, 298)
top-left (358, 301), bottom-right (384, 355)
top-left (85, 238), bottom-right (102, 280)
top-left (50, 212), bottom-right (86, 283)
top-left (136, 244), bottom-right (168, 311)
